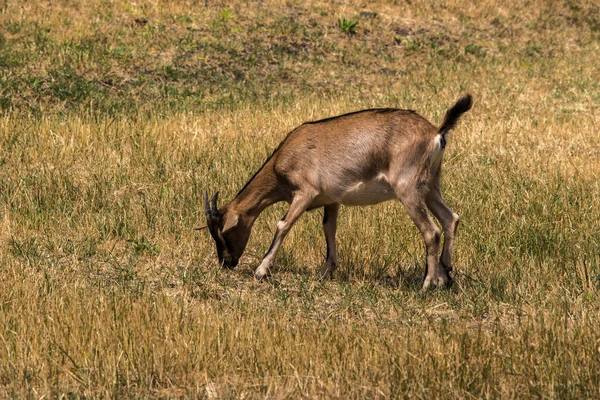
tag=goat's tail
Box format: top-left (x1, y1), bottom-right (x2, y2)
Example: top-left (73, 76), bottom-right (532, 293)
top-left (438, 94), bottom-right (472, 148)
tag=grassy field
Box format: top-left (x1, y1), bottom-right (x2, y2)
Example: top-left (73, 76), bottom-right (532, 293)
top-left (1, 0), bottom-right (600, 397)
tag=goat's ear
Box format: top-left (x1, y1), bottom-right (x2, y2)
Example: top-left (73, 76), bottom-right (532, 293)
top-left (222, 213), bottom-right (239, 233)
top-left (195, 222), bottom-right (208, 230)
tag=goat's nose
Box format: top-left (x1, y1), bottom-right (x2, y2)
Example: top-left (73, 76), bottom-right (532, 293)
top-left (221, 255), bottom-right (236, 269)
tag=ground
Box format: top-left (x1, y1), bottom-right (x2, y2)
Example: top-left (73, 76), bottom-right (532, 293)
top-left (0, 0), bottom-right (599, 398)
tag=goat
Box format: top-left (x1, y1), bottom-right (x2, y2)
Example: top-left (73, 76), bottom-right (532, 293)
top-left (197, 94), bottom-right (472, 289)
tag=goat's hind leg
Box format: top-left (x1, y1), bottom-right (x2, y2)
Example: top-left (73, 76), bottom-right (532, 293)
top-left (319, 204), bottom-right (339, 279)
top-left (395, 186), bottom-right (450, 290)
top-left (254, 192), bottom-right (316, 280)
top-left (426, 188), bottom-right (460, 273)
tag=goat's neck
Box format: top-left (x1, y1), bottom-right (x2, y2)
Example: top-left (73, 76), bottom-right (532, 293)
top-left (229, 165), bottom-right (284, 218)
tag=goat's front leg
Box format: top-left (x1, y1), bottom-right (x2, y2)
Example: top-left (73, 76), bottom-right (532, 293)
top-left (254, 193), bottom-right (316, 280)
top-left (319, 204), bottom-right (339, 279)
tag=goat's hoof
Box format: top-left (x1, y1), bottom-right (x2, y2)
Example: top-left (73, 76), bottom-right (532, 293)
top-left (422, 273), bottom-right (452, 291)
top-left (318, 262), bottom-right (336, 281)
top-left (440, 260), bottom-right (453, 273)
top-left (318, 270), bottom-right (333, 281)
top-left (254, 268), bottom-right (271, 281)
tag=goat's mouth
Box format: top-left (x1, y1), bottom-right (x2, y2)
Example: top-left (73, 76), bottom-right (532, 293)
top-left (219, 252), bottom-right (238, 269)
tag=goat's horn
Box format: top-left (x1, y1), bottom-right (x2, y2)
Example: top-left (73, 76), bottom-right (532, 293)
top-left (210, 192), bottom-right (219, 216)
top-left (204, 191), bottom-right (211, 218)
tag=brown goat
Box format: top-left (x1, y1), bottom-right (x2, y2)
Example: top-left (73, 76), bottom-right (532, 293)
top-left (198, 94), bottom-right (472, 289)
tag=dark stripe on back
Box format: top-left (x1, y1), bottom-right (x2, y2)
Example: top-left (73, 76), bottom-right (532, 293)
top-left (303, 108), bottom-right (411, 125)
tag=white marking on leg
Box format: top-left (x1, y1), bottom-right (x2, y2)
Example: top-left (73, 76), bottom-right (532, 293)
top-left (255, 192), bottom-right (317, 280)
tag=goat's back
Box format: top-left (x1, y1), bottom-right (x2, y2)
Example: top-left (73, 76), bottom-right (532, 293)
top-left (272, 109), bottom-right (438, 182)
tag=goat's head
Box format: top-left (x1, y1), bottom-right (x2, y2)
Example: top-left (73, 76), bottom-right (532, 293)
top-left (197, 191), bottom-right (251, 268)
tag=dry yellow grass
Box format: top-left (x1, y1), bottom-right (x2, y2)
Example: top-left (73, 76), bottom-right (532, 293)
top-left (1, 0), bottom-right (600, 398)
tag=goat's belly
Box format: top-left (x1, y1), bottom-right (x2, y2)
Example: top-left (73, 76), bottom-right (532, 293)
top-left (339, 180), bottom-right (396, 206)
